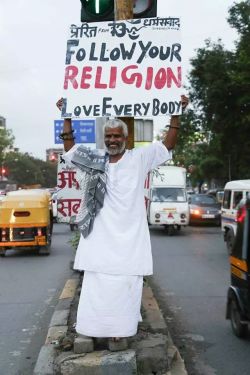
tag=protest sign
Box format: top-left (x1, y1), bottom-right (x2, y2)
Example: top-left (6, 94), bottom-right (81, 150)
top-left (62, 17), bottom-right (182, 118)
top-left (56, 155), bottom-right (81, 223)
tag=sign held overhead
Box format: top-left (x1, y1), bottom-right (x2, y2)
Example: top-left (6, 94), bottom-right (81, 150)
top-left (62, 17), bottom-right (182, 118)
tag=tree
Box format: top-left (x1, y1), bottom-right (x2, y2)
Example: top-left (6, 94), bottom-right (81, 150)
top-left (3, 151), bottom-right (57, 187)
top-left (185, 0), bottom-right (250, 183)
top-left (0, 128), bottom-right (15, 158)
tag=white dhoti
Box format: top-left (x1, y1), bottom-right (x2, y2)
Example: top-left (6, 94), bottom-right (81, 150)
top-left (76, 271), bottom-right (143, 337)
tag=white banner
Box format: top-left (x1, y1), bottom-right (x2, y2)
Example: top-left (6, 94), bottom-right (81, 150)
top-left (56, 157), bottom-right (81, 223)
top-left (62, 17), bottom-right (182, 118)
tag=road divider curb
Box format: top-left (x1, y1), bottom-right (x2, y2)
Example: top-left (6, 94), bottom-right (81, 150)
top-left (34, 273), bottom-right (188, 374)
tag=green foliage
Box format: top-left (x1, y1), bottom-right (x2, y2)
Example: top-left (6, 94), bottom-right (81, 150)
top-left (0, 128), bottom-right (15, 156)
top-left (1, 151), bottom-right (57, 187)
top-left (179, 0), bottom-right (250, 186)
top-left (0, 124), bottom-right (57, 188)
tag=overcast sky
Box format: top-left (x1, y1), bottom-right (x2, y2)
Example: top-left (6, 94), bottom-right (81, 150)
top-left (0, 0), bottom-right (240, 160)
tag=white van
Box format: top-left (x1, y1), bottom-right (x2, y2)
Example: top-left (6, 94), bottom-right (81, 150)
top-left (144, 165), bottom-right (189, 234)
top-left (221, 180), bottom-right (250, 252)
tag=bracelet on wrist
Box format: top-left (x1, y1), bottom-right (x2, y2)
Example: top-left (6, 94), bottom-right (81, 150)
top-left (169, 125), bottom-right (180, 129)
top-left (59, 129), bottom-right (75, 141)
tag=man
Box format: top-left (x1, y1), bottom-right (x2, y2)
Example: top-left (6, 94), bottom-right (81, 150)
top-left (56, 95), bottom-right (188, 349)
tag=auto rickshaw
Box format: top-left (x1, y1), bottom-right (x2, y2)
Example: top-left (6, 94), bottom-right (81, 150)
top-left (0, 189), bottom-right (53, 256)
top-left (226, 197), bottom-right (250, 337)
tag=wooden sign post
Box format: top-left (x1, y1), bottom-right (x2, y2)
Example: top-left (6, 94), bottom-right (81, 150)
top-left (114, 0), bottom-right (134, 149)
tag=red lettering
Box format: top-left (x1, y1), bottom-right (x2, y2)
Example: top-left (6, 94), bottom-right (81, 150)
top-left (145, 67), bottom-right (153, 90)
top-left (63, 66), bottom-right (78, 89)
top-left (121, 65), bottom-right (142, 88)
top-left (154, 68), bottom-right (167, 89)
top-left (80, 67), bottom-right (92, 89)
top-left (166, 66), bottom-right (182, 88)
top-left (109, 66), bottom-right (117, 88)
top-left (95, 66), bottom-right (107, 88)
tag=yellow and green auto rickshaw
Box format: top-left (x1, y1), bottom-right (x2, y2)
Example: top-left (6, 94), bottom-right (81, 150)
top-left (0, 189), bottom-right (53, 256)
top-left (226, 197), bottom-right (250, 337)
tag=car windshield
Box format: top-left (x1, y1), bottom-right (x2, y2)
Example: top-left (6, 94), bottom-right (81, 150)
top-left (151, 188), bottom-right (186, 202)
top-left (190, 195), bottom-right (217, 205)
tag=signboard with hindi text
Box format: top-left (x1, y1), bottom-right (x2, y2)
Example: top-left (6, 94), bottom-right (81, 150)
top-left (56, 155), bottom-right (81, 223)
top-left (61, 17), bottom-right (182, 118)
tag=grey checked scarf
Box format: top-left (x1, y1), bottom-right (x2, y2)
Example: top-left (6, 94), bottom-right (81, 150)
top-left (71, 145), bottom-right (108, 238)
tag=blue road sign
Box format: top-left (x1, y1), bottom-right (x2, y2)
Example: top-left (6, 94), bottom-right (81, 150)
top-left (54, 120), bottom-right (96, 144)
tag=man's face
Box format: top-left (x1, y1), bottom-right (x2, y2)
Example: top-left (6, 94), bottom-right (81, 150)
top-left (104, 127), bottom-right (127, 156)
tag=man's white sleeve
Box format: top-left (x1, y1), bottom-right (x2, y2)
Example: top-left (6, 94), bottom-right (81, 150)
top-left (139, 141), bottom-right (172, 176)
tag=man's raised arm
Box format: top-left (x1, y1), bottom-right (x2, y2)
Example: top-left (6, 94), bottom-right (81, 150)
top-left (56, 98), bottom-right (75, 152)
top-left (162, 95), bottom-right (189, 151)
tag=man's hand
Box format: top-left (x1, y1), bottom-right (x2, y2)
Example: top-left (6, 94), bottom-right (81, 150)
top-left (181, 95), bottom-right (189, 113)
top-left (56, 98), bottom-right (63, 111)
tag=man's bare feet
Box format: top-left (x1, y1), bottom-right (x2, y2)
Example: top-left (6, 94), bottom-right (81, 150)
top-left (108, 337), bottom-right (128, 351)
top-left (111, 337), bottom-right (121, 342)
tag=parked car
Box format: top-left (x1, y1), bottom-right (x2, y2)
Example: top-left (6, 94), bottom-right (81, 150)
top-left (188, 193), bottom-right (221, 225)
top-left (207, 189), bottom-right (224, 205)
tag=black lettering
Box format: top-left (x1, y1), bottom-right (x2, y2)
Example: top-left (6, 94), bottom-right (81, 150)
top-left (141, 102), bottom-right (150, 115)
top-left (134, 103), bottom-right (142, 116)
top-left (61, 98), bottom-right (72, 118)
top-left (89, 43), bottom-right (98, 61)
top-left (175, 101), bottom-right (182, 113)
top-left (170, 43), bottom-right (181, 62)
top-left (113, 104), bottom-right (124, 116)
top-left (74, 106), bottom-right (81, 117)
top-left (148, 46), bottom-right (159, 59)
top-left (93, 105), bottom-right (100, 116)
top-left (168, 102), bottom-right (175, 114)
top-left (152, 99), bottom-right (160, 115)
top-left (82, 105), bottom-right (92, 116)
top-left (159, 46), bottom-right (171, 61)
top-left (120, 42), bottom-right (136, 60)
top-left (76, 48), bottom-right (86, 62)
top-left (137, 41), bottom-right (152, 64)
top-left (110, 47), bottom-right (120, 61)
top-left (102, 97), bottom-right (112, 116)
top-left (100, 43), bottom-right (109, 61)
top-left (123, 104), bottom-right (132, 116)
top-left (65, 40), bottom-right (79, 64)
top-left (161, 102), bottom-right (168, 114)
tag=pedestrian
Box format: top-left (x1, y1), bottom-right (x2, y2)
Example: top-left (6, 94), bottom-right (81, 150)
top-left (56, 95), bottom-right (188, 350)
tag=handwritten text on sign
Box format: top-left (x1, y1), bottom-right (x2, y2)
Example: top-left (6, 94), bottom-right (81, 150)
top-left (57, 158), bottom-right (81, 223)
top-left (62, 17), bottom-right (182, 118)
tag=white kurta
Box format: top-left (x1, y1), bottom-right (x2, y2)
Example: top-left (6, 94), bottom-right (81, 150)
top-left (64, 142), bottom-right (172, 337)
top-left (64, 141), bottom-right (172, 276)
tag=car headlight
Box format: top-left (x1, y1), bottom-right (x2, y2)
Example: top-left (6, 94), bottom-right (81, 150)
top-left (190, 208), bottom-right (200, 215)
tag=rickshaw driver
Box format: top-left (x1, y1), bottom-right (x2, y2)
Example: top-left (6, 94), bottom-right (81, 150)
top-left (56, 95), bottom-right (189, 349)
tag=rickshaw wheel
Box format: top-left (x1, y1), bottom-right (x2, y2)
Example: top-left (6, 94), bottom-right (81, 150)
top-left (230, 299), bottom-right (248, 338)
top-left (0, 248), bottom-right (6, 257)
top-left (38, 245), bottom-right (51, 256)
